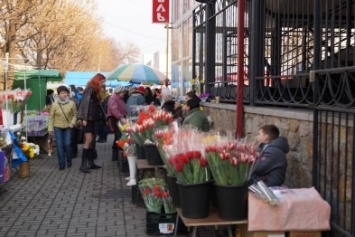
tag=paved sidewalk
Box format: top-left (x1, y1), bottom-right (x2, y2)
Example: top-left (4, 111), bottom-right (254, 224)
top-left (0, 134), bottom-right (202, 237)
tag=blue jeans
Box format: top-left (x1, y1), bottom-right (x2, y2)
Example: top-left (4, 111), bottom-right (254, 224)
top-left (54, 127), bottom-right (72, 168)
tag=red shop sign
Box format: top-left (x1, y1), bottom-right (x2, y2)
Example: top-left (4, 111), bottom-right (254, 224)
top-left (152, 0), bottom-right (170, 23)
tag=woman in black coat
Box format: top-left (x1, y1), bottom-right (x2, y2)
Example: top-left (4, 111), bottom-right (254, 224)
top-left (77, 73), bottom-right (106, 173)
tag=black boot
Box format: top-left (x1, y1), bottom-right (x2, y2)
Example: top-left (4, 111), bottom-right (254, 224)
top-left (112, 149), bottom-right (118, 161)
top-left (92, 149), bottom-right (98, 160)
top-left (80, 149), bottom-right (90, 173)
top-left (88, 148), bottom-right (101, 169)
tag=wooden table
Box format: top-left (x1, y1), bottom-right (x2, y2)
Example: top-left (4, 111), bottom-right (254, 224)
top-left (133, 159), bottom-right (166, 206)
top-left (136, 159), bottom-right (165, 180)
top-left (174, 208), bottom-right (248, 237)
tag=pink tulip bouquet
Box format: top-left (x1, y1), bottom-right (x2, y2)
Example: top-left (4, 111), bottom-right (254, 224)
top-left (205, 141), bottom-right (259, 186)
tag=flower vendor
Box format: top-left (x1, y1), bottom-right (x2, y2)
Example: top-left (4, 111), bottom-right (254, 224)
top-left (251, 124), bottom-right (290, 187)
top-left (48, 86), bottom-right (77, 170)
top-left (182, 98), bottom-right (210, 132)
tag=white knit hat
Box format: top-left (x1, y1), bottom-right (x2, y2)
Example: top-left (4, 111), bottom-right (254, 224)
top-left (114, 86), bottom-right (127, 93)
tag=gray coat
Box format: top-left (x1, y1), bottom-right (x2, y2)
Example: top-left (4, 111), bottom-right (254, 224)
top-left (252, 136), bottom-right (289, 187)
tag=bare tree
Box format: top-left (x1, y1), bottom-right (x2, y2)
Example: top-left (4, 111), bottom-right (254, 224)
top-left (0, 0), bottom-right (39, 89)
top-left (0, 0), bottom-right (141, 89)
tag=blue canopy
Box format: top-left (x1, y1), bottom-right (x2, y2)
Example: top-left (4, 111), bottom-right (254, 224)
top-left (65, 71), bottom-right (134, 88)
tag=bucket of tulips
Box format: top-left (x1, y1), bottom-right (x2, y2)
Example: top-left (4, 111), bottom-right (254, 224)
top-left (162, 128), bottom-right (213, 219)
top-left (139, 178), bottom-right (178, 235)
top-left (205, 140), bottom-right (259, 220)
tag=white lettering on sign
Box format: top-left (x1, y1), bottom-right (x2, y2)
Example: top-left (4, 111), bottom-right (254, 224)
top-left (152, 0), bottom-right (169, 23)
top-left (156, 4), bottom-right (166, 12)
top-left (157, 13), bottom-right (165, 22)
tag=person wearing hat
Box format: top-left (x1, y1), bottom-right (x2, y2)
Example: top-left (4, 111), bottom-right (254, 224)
top-left (126, 86), bottom-right (146, 121)
top-left (182, 98), bottom-right (210, 132)
top-left (107, 86), bottom-right (128, 161)
top-left (77, 73), bottom-right (106, 173)
top-left (48, 85), bottom-right (77, 170)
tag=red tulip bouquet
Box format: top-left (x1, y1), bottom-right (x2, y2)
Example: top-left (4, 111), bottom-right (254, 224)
top-left (160, 186), bottom-right (176, 214)
top-left (139, 177), bottom-right (175, 214)
top-left (205, 141), bottom-right (259, 186)
top-left (161, 128), bottom-right (211, 185)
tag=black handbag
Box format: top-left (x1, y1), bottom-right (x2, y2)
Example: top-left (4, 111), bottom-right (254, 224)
top-left (97, 104), bottom-right (107, 122)
top-left (77, 126), bottom-right (85, 144)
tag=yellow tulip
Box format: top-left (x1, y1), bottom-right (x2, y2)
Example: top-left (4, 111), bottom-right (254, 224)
top-left (29, 149), bottom-right (35, 158)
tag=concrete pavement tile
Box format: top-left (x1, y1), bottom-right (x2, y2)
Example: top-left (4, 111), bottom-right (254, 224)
top-left (0, 134), bottom-right (214, 237)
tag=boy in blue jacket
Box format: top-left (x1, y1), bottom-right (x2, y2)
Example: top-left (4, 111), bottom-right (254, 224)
top-left (252, 124), bottom-right (289, 187)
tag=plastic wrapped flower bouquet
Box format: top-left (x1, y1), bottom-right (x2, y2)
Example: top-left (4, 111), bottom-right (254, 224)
top-left (205, 141), bottom-right (259, 186)
top-left (161, 128), bottom-right (211, 185)
top-left (138, 177), bottom-right (175, 214)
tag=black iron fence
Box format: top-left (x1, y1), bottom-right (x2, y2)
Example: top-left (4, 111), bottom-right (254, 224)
top-left (313, 109), bottom-right (355, 237)
top-left (311, 66), bottom-right (355, 237)
top-left (193, 1), bottom-right (355, 234)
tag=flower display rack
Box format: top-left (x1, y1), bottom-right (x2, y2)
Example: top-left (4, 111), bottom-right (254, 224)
top-left (146, 211), bottom-right (187, 235)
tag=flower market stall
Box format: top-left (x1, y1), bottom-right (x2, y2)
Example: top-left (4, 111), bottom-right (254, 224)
top-left (12, 70), bottom-right (61, 153)
top-left (120, 105), bottom-right (331, 237)
top-left (0, 88), bottom-right (41, 188)
top-left (0, 88), bottom-right (32, 177)
top-left (13, 70), bottom-right (62, 111)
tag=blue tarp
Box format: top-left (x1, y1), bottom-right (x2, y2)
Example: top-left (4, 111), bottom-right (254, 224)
top-left (64, 71), bottom-right (138, 88)
top-left (64, 71), bottom-right (109, 86)
top-left (64, 71), bottom-right (131, 87)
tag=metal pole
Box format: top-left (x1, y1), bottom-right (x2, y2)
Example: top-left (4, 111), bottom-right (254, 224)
top-left (236, 0), bottom-right (245, 139)
top-left (166, 23), bottom-right (169, 80)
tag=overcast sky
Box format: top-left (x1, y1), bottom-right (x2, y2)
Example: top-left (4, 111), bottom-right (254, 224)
top-left (96, 0), bottom-right (167, 60)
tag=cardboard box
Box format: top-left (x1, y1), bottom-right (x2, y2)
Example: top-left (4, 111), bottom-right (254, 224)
top-left (288, 231), bottom-right (321, 237)
top-left (246, 231), bottom-right (286, 237)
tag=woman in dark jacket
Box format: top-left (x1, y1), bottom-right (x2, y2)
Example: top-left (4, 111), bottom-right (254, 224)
top-left (77, 73), bottom-right (106, 173)
top-left (252, 124), bottom-right (289, 187)
top-left (144, 87), bottom-right (154, 105)
top-left (182, 98), bottom-right (210, 132)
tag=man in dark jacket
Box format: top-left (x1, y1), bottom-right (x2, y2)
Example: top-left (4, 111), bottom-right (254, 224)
top-left (252, 124), bottom-right (289, 187)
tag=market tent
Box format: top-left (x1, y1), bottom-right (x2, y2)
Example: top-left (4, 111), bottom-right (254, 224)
top-left (64, 71), bottom-right (108, 87)
top-left (13, 70), bottom-right (63, 111)
top-left (64, 71), bottom-right (132, 88)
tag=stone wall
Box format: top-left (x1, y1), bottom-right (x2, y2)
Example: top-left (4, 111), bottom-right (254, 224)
top-left (202, 103), bottom-right (314, 188)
